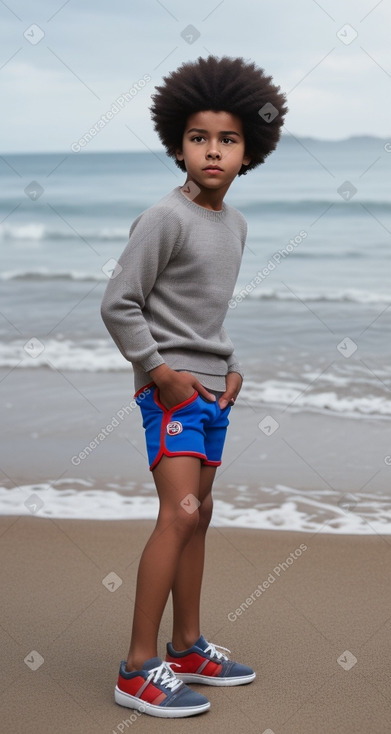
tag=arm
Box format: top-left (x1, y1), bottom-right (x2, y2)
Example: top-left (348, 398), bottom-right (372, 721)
top-left (218, 370), bottom-right (243, 410)
top-left (217, 210), bottom-right (247, 408)
top-left (100, 206), bottom-right (216, 408)
top-left (227, 351), bottom-right (244, 381)
top-left (100, 206), bottom-right (179, 372)
top-left (217, 334), bottom-right (244, 409)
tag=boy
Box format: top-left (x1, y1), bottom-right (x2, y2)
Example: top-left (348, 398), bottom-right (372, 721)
top-left (101, 55), bottom-right (287, 718)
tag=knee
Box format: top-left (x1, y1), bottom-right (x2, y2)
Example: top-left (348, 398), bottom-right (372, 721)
top-left (160, 503), bottom-right (200, 542)
top-left (198, 493), bottom-right (213, 532)
top-left (177, 506), bottom-right (200, 543)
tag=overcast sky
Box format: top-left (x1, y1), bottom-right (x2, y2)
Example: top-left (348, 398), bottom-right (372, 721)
top-left (1, 0), bottom-right (390, 153)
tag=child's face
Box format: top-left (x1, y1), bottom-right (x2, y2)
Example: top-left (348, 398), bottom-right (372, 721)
top-left (176, 110), bottom-right (251, 192)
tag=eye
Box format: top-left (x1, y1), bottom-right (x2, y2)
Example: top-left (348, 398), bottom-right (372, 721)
top-left (221, 137), bottom-right (234, 144)
top-left (190, 135), bottom-right (205, 143)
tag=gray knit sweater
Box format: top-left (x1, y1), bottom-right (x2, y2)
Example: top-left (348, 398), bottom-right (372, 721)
top-left (101, 186), bottom-right (247, 392)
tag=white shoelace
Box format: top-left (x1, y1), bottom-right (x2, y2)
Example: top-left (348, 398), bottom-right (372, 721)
top-left (147, 661), bottom-right (182, 691)
top-left (204, 642), bottom-right (231, 662)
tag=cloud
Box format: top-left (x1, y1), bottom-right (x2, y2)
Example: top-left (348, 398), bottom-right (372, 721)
top-left (1, 0), bottom-right (391, 152)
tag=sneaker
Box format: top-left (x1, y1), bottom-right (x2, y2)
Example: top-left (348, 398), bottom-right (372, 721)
top-left (166, 635), bottom-right (256, 686)
top-left (114, 656), bottom-right (210, 718)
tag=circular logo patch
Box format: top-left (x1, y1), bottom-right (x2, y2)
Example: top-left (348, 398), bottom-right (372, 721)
top-left (167, 421), bottom-right (183, 436)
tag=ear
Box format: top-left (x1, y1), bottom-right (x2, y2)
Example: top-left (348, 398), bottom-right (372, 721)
top-left (176, 148), bottom-right (184, 161)
top-left (242, 153), bottom-right (251, 166)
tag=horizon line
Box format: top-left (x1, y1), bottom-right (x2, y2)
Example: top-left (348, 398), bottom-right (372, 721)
top-left (1, 133), bottom-right (389, 157)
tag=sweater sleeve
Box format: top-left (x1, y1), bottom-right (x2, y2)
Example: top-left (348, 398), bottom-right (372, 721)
top-left (219, 323), bottom-right (244, 381)
top-left (100, 205), bottom-right (183, 372)
top-left (227, 351), bottom-right (244, 381)
top-left (226, 212), bottom-right (246, 382)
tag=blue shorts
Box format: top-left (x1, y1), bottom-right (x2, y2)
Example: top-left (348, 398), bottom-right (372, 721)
top-left (134, 383), bottom-right (231, 471)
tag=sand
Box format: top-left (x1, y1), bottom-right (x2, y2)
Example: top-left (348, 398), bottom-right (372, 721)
top-left (1, 515), bottom-right (390, 733)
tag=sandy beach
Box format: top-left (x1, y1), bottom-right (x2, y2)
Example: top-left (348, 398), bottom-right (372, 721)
top-left (1, 515), bottom-right (390, 733)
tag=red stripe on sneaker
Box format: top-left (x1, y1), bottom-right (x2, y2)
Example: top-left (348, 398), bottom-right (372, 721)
top-left (166, 652), bottom-right (203, 672)
top-left (117, 675), bottom-right (167, 703)
top-left (202, 660), bottom-right (223, 677)
top-left (166, 652), bottom-right (222, 677)
top-left (140, 682), bottom-right (168, 704)
top-left (151, 691), bottom-right (166, 705)
top-left (117, 674), bottom-right (145, 695)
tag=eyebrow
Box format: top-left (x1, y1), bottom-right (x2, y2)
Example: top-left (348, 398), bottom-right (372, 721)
top-left (186, 127), bottom-right (241, 137)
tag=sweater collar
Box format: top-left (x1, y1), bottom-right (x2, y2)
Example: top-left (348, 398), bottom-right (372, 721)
top-left (174, 186), bottom-right (227, 220)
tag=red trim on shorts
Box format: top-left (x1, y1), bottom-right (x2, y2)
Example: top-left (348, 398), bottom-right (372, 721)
top-left (150, 450), bottom-right (207, 471)
top-left (153, 389), bottom-right (198, 413)
top-left (134, 381), bottom-right (155, 398)
top-left (202, 459), bottom-right (222, 467)
top-left (149, 389), bottom-right (206, 471)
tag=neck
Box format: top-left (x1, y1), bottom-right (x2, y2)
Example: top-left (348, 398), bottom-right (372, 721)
top-left (181, 178), bottom-right (231, 211)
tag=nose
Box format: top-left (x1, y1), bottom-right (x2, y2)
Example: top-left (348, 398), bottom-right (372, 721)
top-left (206, 141), bottom-right (221, 160)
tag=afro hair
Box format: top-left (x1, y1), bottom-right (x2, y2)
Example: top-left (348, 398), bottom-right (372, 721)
top-left (150, 55), bottom-right (288, 176)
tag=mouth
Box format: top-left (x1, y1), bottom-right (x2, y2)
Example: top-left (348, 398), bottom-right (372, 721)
top-left (203, 166), bottom-right (223, 173)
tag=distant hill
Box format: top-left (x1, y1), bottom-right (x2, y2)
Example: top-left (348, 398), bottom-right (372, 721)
top-left (279, 133), bottom-right (389, 145)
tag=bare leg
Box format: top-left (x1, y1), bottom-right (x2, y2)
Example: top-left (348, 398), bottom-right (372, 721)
top-left (125, 456), bottom-right (202, 672)
top-left (171, 465), bottom-right (217, 651)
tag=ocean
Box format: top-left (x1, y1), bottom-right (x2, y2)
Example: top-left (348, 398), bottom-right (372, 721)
top-left (1, 136), bottom-right (390, 532)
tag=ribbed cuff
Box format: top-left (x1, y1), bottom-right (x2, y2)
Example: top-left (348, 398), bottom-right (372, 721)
top-left (140, 351), bottom-right (165, 373)
top-left (227, 364), bottom-right (244, 382)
